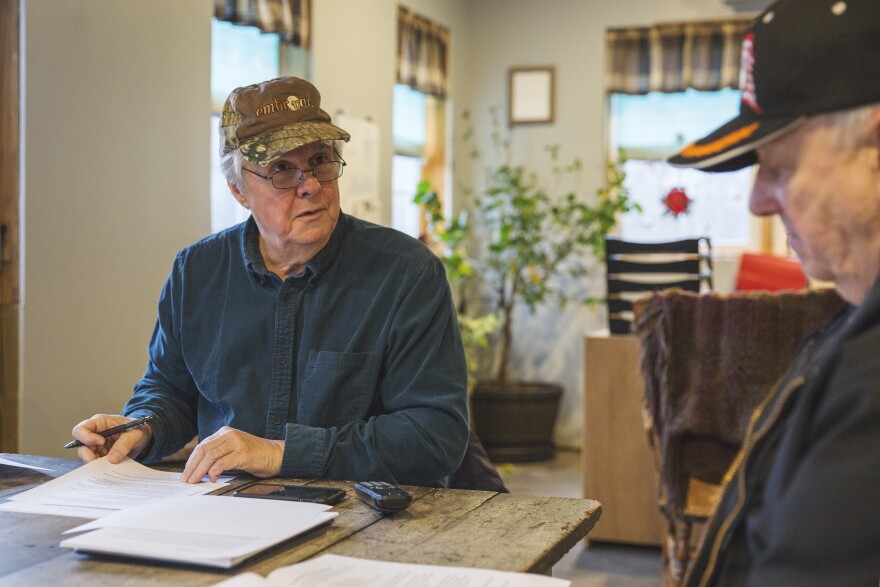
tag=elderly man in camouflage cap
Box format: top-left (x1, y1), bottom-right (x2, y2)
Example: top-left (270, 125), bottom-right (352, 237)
top-left (70, 77), bottom-right (469, 487)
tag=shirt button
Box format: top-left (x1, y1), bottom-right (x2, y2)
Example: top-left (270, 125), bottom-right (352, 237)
top-left (274, 419), bottom-right (282, 426)
top-left (280, 294), bottom-right (290, 303)
top-left (279, 356), bottom-right (287, 364)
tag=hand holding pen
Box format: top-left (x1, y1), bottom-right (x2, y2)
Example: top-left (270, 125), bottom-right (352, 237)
top-left (65, 414), bottom-right (156, 449)
top-left (68, 414), bottom-right (156, 464)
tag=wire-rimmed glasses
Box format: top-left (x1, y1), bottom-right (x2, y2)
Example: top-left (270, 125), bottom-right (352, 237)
top-left (242, 159), bottom-right (346, 190)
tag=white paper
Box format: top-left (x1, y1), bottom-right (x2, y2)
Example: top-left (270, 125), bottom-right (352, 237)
top-left (64, 494), bottom-right (331, 536)
top-left (209, 572), bottom-right (272, 587)
top-left (0, 501), bottom-right (117, 519)
top-left (2, 456), bottom-right (226, 518)
top-left (60, 495), bottom-right (337, 568)
top-left (0, 456), bottom-right (53, 471)
top-left (212, 553), bottom-right (571, 587)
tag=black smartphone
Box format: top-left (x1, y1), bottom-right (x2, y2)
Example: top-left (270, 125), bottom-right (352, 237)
top-left (232, 483), bottom-right (346, 505)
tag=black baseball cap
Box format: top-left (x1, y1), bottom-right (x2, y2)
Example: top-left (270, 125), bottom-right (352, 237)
top-left (668, 0), bottom-right (880, 172)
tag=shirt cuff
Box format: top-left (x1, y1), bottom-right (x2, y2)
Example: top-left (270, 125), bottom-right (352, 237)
top-left (281, 423), bottom-right (329, 478)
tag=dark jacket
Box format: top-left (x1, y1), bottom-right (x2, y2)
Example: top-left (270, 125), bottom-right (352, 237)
top-left (685, 280), bottom-right (880, 586)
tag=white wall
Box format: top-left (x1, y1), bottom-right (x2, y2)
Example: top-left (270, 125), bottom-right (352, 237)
top-left (462, 0), bottom-right (740, 447)
top-left (311, 0), bottom-right (472, 226)
top-left (21, 0), bottom-right (212, 456)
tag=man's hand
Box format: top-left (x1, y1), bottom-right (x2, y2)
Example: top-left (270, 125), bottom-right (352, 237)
top-left (180, 427), bottom-right (284, 483)
top-left (71, 414), bottom-right (153, 465)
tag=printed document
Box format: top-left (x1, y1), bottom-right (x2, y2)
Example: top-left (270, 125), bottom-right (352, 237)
top-left (211, 553), bottom-right (571, 587)
top-left (0, 456), bottom-right (227, 518)
top-left (60, 495), bottom-right (337, 568)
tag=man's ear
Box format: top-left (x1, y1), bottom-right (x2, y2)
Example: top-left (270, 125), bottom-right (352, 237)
top-left (229, 180), bottom-right (249, 209)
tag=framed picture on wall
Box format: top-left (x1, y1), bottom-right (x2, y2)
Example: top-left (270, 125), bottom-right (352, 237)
top-left (508, 66), bottom-right (555, 125)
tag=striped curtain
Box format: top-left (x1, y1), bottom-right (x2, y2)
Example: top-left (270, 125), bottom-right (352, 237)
top-left (214, 0), bottom-right (311, 48)
top-left (397, 6), bottom-right (449, 99)
top-left (606, 17), bottom-right (753, 94)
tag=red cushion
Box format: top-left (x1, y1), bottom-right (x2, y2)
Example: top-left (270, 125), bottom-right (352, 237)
top-left (736, 252), bottom-right (808, 292)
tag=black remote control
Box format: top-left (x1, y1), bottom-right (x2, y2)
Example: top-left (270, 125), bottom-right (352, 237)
top-left (354, 481), bottom-right (412, 514)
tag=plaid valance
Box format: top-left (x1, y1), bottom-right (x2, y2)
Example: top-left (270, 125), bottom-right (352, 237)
top-left (397, 6), bottom-right (449, 99)
top-left (606, 17), bottom-right (754, 94)
top-left (214, 0), bottom-right (311, 48)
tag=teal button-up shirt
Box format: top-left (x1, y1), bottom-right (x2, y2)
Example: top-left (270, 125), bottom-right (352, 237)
top-left (123, 213), bottom-right (469, 485)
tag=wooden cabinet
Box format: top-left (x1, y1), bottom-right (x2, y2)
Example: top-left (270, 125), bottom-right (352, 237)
top-left (582, 331), bottom-right (664, 546)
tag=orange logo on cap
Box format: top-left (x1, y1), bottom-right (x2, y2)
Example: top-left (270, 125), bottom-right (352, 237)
top-left (680, 122), bottom-right (760, 158)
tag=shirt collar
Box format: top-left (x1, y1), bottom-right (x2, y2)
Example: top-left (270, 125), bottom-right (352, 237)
top-left (242, 214), bottom-right (346, 285)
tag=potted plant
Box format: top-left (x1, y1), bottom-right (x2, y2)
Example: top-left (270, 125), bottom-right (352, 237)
top-left (460, 107), bottom-right (637, 462)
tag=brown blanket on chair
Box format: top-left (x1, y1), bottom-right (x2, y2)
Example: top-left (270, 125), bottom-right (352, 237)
top-left (633, 287), bottom-right (845, 514)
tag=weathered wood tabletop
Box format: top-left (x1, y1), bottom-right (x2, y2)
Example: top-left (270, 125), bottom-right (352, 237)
top-left (0, 454), bottom-right (602, 586)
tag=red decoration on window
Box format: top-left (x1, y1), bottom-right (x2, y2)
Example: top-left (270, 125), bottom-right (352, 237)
top-left (662, 187), bottom-right (691, 217)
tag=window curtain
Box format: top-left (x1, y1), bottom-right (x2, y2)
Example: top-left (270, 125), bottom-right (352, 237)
top-left (397, 6), bottom-right (449, 99)
top-left (214, 0), bottom-right (311, 48)
top-left (606, 18), bottom-right (753, 95)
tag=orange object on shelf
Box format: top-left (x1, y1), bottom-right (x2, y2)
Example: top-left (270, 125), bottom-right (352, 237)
top-left (735, 252), bottom-right (807, 292)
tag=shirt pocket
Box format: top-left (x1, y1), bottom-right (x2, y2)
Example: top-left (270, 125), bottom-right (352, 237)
top-left (299, 351), bottom-right (374, 426)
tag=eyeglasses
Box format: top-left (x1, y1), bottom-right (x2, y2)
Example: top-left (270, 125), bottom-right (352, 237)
top-left (242, 159), bottom-right (346, 190)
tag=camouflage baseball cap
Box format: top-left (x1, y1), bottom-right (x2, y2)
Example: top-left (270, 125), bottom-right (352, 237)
top-left (219, 76), bottom-right (351, 166)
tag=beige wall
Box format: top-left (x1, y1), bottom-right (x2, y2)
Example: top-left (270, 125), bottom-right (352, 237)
top-left (19, 0), bottom-right (747, 455)
top-left (20, 0), bottom-right (213, 456)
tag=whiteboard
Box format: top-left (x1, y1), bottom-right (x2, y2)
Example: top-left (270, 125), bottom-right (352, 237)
top-left (336, 113), bottom-right (382, 225)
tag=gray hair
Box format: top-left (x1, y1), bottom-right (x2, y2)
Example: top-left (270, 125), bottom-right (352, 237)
top-left (817, 102), bottom-right (880, 152)
top-left (220, 149), bottom-right (244, 191)
top-left (220, 139), bottom-right (346, 193)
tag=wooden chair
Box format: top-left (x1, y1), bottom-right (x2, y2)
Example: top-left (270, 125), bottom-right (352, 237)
top-left (633, 288), bottom-right (844, 585)
top-left (605, 237), bottom-right (713, 335)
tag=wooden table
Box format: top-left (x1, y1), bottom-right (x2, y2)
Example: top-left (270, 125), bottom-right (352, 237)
top-left (0, 454), bottom-right (601, 586)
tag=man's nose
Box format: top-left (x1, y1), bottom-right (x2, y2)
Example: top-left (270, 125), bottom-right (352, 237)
top-left (296, 171), bottom-right (321, 197)
top-left (749, 171), bottom-right (780, 217)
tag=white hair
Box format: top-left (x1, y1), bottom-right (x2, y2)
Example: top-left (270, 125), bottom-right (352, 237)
top-left (818, 102), bottom-right (880, 152)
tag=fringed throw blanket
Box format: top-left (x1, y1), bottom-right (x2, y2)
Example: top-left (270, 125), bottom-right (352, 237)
top-left (633, 287), bottom-right (845, 516)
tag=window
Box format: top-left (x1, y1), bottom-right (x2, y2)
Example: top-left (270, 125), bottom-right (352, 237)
top-left (394, 7), bottom-right (449, 238)
top-left (610, 89), bottom-right (754, 247)
top-left (209, 19), bottom-right (309, 233)
top-left (392, 84), bottom-right (427, 238)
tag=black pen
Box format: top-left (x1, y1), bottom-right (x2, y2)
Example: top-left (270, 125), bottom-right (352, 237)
top-left (64, 415), bottom-right (157, 449)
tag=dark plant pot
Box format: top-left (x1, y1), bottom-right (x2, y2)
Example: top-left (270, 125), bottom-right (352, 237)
top-left (470, 381), bottom-right (563, 463)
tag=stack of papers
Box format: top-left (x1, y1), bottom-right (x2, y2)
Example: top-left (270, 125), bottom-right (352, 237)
top-left (60, 495), bottom-right (338, 568)
top-left (0, 456), bottom-right (228, 518)
top-left (212, 554), bottom-right (572, 587)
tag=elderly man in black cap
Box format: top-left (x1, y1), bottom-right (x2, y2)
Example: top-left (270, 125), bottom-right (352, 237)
top-left (70, 77), bottom-right (469, 487)
top-left (669, 0), bottom-right (880, 584)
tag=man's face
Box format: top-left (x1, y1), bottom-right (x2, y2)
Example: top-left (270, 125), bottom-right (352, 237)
top-left (750, 115), bottom-right (880, 300)
top-left (232, 141), bottom-right (341, 257)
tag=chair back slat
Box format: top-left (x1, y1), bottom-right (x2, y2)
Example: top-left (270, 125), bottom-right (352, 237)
top-left (604, 236), bottom-right (713, 334)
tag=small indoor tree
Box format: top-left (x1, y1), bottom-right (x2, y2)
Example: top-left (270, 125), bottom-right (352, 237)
top-left (463, 107), bottom-right (637, 385)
